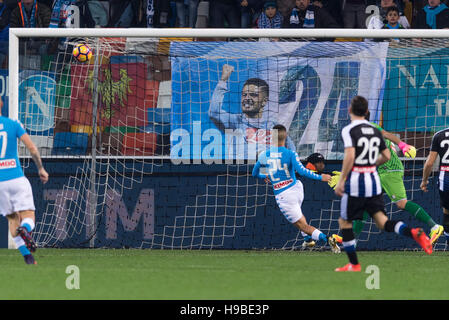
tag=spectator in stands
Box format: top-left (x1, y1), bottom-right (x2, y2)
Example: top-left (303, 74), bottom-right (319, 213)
top-left (342, 0), bottom-right (367, 28)
top-left (209, 0), bottom-right (241, 28)
top-left (240, 0), bottom-right (264, 28)
top-left (257, 1), bottom-right (283, 28)
top-left (412, 0), bottom-right (449, 28)
top-left (286, 0), bottom-right (340, 28)
top-left (367, 0), bottom-right (410, 28)
top-left (175, 0), bottom-right (199, 28)
top-left (150, 0), bottom-right (171, 27)
top-left (371, 6), bottom-right (406, 41)
top-left (0, 0), bottom-right (11, 68)
top-left (10, 0), bottom-right (51, 28)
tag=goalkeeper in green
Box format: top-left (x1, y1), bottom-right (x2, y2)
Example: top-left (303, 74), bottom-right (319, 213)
top-left (329, 112), bottom-right (444, 245)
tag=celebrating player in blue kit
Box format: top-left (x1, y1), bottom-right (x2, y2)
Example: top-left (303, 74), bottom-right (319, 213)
top-left (0, 97), bottom-right (49, 265)
top-left (252, 124), bottom-right (341, 253)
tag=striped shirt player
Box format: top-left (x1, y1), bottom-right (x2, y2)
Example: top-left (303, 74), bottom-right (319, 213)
top-left (0, 98), bottom-right (49, 265)
top-left (352, 121), bottom-right (443, 244)
top-left (252, 124), bottom-right (340, 253)
top-left (334, 96), bottom-right (431, 272)
top-left (422, 127), bottom-right (449, 243)
top-left (429, 128), bottom-right (449, 193)
top-left (341, 120), bottom-right (386, 200)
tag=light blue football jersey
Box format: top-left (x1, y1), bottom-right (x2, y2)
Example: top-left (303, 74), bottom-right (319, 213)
top-left (0, 116), bottom-right (26, 182)
top-left (252, 146), bottom-right (322, 195)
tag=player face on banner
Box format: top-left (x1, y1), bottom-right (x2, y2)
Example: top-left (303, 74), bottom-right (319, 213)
top-left (170, 41), bottom-right (388, 163)
top-left (241, 82), bottom-right (268, 118)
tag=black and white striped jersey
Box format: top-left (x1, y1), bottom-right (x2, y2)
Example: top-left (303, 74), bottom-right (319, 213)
top-left (341, 119), bottom-right (387, 198)
top-left (430, 128), bottom-right (449, 192)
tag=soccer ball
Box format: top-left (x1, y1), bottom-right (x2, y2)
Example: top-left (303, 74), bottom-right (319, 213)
top-left (72, 43), bottom-right (92, 63)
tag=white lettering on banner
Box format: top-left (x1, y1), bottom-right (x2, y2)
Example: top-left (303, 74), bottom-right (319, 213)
top-left (440, 166), bottom-right (449, 172)
top-left (434, 98), bottom-right (449, 117)
top-left (397, 64), bottom-right (449, 89)
top-left (273, 179), bottom-right (293, 190)
top-left (0, 159), bottom-right (17, 169)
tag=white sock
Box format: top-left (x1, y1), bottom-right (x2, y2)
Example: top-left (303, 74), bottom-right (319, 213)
top-left (21, 217), bottom-right (35, 232)
top-left (311, 229), bottom-right (322, 241)
top-left (13, 236), bottom-right (26, 249)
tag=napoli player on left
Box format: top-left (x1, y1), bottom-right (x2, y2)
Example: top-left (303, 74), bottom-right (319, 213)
top-left (0, 97), bottom-right (49, 265)
top-left (252, 124), bottom-right (341, 253)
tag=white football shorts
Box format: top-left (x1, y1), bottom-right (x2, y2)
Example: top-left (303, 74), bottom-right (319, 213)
top-left (0, 176), bottom-right (35, 217)
top-left (275, 180), bottom-right (304, 224)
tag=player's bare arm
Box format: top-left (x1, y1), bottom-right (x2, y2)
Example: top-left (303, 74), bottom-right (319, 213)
top-left (421, 151), bottom-right (438, 192)
top-left (20, 134), bottom-right (49, 184)
top-left (335, 147), bottom-right (355, 197)
top-left (321, 174), bottom-right (331, 182)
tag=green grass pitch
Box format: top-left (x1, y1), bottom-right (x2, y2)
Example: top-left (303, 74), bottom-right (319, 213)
top-left (1, 249), bottom-right (448, 300)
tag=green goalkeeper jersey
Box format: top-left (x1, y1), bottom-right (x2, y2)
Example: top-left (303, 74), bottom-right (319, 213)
top-left (371, 123), bottom-right (404, 174)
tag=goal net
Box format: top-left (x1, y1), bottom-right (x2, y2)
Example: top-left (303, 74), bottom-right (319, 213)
top-left (8, 28), bottom-right (449, 250)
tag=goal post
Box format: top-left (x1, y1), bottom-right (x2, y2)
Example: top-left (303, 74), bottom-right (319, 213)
top-left (7, 28), bottom-right (449, 250)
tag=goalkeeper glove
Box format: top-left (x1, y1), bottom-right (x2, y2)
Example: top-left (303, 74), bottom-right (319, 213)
top-left (398, 141), bottom-right (416, 158)
top-left (328, 171), bottom-right (341, 190)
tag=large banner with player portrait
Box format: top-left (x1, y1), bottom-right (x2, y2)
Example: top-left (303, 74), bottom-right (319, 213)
top-left (170, 41), bottom-right (389, 162)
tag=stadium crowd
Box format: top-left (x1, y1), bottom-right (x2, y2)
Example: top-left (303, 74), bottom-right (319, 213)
top-left (0, 0), bottom-right (448, 31)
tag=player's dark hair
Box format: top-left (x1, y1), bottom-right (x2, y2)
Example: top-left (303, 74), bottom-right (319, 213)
top-left (351, 96), bottom-right (368, 117)
top-left (272, 124), bottom-right (287, 143)
top-left (306, 153), bottom-right (325, 164)
top-left (244, 78), bottom-right (269, 97)
top-left (365, 110), bottom-right (371, 121)
top-left (386, 6), bottom-right (399, 15)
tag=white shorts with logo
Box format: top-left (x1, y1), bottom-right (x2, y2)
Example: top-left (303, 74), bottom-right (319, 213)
top-left (275, 180), bottom-right (304, 224)
top-left (0, 176), bottom-right (35, 217)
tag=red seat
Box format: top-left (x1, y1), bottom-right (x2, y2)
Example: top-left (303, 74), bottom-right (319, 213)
top-left (122, 132), bottom-right (157, 156)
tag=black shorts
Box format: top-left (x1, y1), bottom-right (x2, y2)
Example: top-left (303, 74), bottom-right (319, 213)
top-left (340, 193), bottom-right (386, 221)
top-left (439, 190), bottom-right (449, 210)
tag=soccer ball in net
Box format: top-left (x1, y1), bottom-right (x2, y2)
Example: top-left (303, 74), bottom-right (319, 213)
top-left (72, 43), bottom-right (93, 63)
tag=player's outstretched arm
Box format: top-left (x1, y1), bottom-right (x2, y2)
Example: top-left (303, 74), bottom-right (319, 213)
top-left (421, 151), bottom-right (438, 192)
top-left (252, 161), bottom-right (267, 180)
top-left (20, 134), bottom-right (49, 184)
top-left (382, 130), bottom-right (416, 158)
